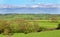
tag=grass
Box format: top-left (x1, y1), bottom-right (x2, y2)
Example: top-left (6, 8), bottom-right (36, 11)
top-left (30, 20), bottom-right (58, 28)
top-left (39, 21), bottom-right (58, 28)
top-left (0, 14), bottom-right (60, 37)
top-left (0, 19), bottom-right (59, 37)
top-left (0, 30), bottom-right (60, 37)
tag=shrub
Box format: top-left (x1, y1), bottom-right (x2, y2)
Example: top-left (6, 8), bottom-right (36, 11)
top-left (56, 23), bottom-right (60, 30)
top-left (0, 20), bottom-right (13, 35)
top-left (14, 19), bottom-right (41, 34)
top-left (14, 19), bottom-right (34, 34)
top-left (37, 27), bottom-right (47, 32)
top-left (0, 19), bottom-right (47, 34)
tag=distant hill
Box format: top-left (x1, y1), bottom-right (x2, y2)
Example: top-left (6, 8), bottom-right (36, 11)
top-left (0, 14), bottom-right (60, 20)
top-left (0, 4), bottom-right (60, 8)
top-left (0, 4), bottom-right (60, 14)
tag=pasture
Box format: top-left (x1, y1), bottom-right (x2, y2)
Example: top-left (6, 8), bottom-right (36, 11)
top-left (0, 14), bottom-right (60, 37)
top-left (0, 30), bottom-right (60, 37)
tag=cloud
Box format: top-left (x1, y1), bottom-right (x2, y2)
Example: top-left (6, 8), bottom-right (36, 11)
top-left (31, 5), bottom-right (39, 8)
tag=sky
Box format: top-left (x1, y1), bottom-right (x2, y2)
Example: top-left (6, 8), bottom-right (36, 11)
top-left (0, 0), bottom-right (60, 5)
top-left (0, 0), bottom-right (60, 14)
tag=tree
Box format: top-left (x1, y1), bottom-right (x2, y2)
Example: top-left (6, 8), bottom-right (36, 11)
top-left (33, 21), bottom-right (41, 32)
top-left (50, 16), bottom-right (59, 23)
top-left (56, 23), bottom-right (60, 30)
top-left (15, 18), bottom-right (41, 34)
top-left (0, 20), bottom-right (14, 37)
top-left (15, 19), bottom-right (33, 34)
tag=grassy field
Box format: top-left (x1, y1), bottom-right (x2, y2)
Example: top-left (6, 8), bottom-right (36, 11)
top-left (0, 30), bottom-right (60, 37)
top-left (0, 14), bottom-right (60, 37)
top-left (13, 30), bottom-right (60, 37)
top-left (11, 20), bottom-right (58, 31)
top-left (29, 20), bottom-right (58, 28)
top-left (0, 20), bottom-right (59, 37)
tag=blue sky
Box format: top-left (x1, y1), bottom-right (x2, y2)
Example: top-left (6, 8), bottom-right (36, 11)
top-left (0, 0), bottom-right (60, 5)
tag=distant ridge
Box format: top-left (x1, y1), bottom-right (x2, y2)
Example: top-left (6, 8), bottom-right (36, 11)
top-left (0, 4), bottom-right (60, 14)
top-left (0, 4), bottom-right (60, 8)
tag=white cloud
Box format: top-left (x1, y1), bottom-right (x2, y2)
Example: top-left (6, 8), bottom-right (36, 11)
top-left (31, 5), bottom-right (39, 8)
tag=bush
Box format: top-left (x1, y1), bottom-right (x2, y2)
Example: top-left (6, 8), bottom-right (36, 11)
top-left (14, 19), bottom-right (35, 34)
top-left (0, 19), bottom-right (47, 34)
top-left (37, 27), bottom-right (47, 32)
top-left (56, 23), bottom-right (60, 30)
top-left (14, 19), bottom-right (42, 34)
top-left (0, 20), bottom-right (13, 35)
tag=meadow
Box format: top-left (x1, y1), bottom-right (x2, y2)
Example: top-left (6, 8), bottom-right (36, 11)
top-left (0, 14), bottom-right (60, 37)
top-left (0, 30), bottom-right (60, 37)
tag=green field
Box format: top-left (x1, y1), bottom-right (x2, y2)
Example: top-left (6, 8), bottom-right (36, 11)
top-left (13, 30), bottom-right (60, 37)
top-left (30, 20), bottom-right (58, 28)
top-left (0, 20), bottom-right (59, 37)
top-left (0, 14), bottom-right (60, 37)
top-left (0, 14), bottom-right (60, 20)
top-left (0, 30), bottom-right (60, 37)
